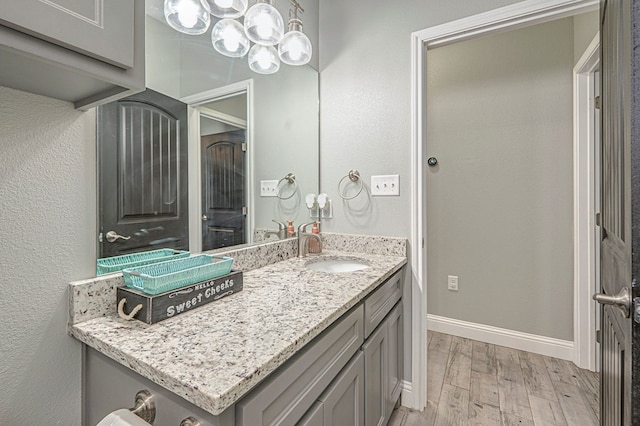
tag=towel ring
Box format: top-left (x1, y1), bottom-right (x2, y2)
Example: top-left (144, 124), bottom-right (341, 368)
top-left (277, 173), bottom-right (297, 200)
top-left (338, 169), bottom-right (364, 200)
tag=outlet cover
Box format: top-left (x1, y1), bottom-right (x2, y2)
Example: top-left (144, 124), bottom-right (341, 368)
top-left (447, 275), bottom-right (459, 291)
top-left (371, 175), bottom-right (400, 196)
top-left (260, 180), bottom-right (278, 197)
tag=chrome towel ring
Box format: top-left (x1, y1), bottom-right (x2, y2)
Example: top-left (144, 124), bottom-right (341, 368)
top-left (277, 173), bottom-right (297, 200)
top-left (338, 169), bottom-right (364, 200)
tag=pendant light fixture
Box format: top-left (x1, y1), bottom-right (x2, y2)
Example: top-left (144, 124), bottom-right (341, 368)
top-left (244, 0), bottom-right (285, 46)
top-left (164, 0), bottom-right (211, 35)
top-left (201, 0), bottom-right (247, 19)
top-left (248, 44), bottom-right (280, 74)
top-left (278, 1), bottom-right (311, 66)
top-left (211, 18), bottom-right (250, 57)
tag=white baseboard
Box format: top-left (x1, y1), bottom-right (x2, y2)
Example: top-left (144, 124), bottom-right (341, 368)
top-left (427, 314), bottom-right (574, 361)
top-left (400, 380), bottom-right (416, 409)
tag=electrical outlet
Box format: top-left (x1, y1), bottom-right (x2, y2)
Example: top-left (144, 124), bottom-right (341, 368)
top-left (320, 199), bottom-right (333, 219)
top-left (260, 180), bottom-right (278, 197)
top-left (448, 275), bottom-right (459, 291)
top-left (371, 175), bottom-right (400, 196)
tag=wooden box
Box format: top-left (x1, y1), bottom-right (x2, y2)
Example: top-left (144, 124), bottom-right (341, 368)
top-left (116, 270), bottom-right (243, 324)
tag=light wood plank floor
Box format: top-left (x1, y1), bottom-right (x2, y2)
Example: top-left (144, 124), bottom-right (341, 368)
top-left (389, 331), bottom-right (599, 426)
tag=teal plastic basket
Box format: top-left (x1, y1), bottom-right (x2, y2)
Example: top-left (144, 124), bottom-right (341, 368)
top-left (122, 254), bottom-right (234, 295)
top-left (96, 249), bottom-right (190, 275)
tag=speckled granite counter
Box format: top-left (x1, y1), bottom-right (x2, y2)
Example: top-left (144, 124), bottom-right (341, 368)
top-left (69, 245), bottom-right (406, 416)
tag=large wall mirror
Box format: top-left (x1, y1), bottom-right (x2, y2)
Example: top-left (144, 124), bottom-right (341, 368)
top-left (97, 0), bottom-right (319, 262)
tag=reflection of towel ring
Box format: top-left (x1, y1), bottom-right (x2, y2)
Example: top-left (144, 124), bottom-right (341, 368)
top-left (338, 169), bottom-right (364, 200)
top-left (277, 173), bottom-right (297, 200)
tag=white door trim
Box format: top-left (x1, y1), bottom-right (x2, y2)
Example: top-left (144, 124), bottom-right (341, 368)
top-left (409, 0), bottom-right (598, 411)
top-left (573, 35), bottom-right (600, 371)
top-left (182, 80), bottom-right (255, 253)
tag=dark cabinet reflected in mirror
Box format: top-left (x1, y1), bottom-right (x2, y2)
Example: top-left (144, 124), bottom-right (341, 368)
top-left (96, 0), bottom-right (319, 264)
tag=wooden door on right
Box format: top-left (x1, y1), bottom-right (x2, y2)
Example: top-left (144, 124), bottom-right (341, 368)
top-left (596, 0), bottom-right (639, 423)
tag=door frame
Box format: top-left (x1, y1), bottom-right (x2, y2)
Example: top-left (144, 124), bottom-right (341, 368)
top-left (573, 35), bottom-right (600, 372)
top-left (408, 0), bottom-right (599, 411)
top-left (181, 79), bottom-right (255, 253)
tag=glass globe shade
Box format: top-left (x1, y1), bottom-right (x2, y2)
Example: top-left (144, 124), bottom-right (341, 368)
top-left (211, 19), bottom-right (250, 58)
top-left (201, 0), bottom-right (247, 19)
top-left (164, 0), bottom-right (210, 35)
top-left (278, 30), bottom-right (312, 66)
top-left (243, 2), bottom-right (284, 46)
top-left (248, 44), bottom-right (280, 74)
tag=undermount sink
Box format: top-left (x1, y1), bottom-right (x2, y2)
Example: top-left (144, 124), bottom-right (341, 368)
top-left (306, 258), bottom-right (370, 273)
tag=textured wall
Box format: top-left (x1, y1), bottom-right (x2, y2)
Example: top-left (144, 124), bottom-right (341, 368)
top-left (425, 18), bottom-right (575, 341)
top-left (0, 86), bottom-right (96, 424)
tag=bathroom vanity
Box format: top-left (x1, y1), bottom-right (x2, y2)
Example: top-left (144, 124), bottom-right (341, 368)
top-left (69, 235), bottom-right (407, 425)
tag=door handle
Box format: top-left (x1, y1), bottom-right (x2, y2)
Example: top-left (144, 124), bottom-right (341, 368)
top-left (593, 287), bottom-right (631, 318)
top-left (201, 215), bottom-right (208, 221)
top-left (105, 230), bottom-right (131, 243)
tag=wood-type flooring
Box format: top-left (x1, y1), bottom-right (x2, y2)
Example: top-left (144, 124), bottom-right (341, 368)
top-left (388, 331), bottom-right (599, 425)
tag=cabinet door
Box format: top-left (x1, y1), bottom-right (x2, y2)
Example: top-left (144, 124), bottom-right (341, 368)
top-left (385, 302), bottom-right (403, 421)
top-left (297, 401), bottom-right (323, 426)
top-left (362, 322), bottom-right (387, 426)
top-left (318, 352), bottom-right (365, 426)
top-left (0, 0), bottom-right (134, 69)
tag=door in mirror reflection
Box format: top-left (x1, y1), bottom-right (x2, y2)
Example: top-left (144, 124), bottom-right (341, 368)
top-left (201, 130), bottom-right (246, 250)
top-left (98, 89), bottom-right (189, 258)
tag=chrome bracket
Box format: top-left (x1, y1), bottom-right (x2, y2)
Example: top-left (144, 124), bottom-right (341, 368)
top-left (129, 390), bottom-right (155, 424)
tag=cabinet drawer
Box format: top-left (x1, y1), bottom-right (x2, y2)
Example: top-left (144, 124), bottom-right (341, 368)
top-left (364, 270), bottom-right (402, 338)
top-left (236, 305), bottom-right (364, 426)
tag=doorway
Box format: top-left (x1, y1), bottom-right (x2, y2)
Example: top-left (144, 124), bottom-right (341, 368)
top-left (408, 0), bottom-right (600, 412)
top-left (182, 81), bottom-right (254, 254)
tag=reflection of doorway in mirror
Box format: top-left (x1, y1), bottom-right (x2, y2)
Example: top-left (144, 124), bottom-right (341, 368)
top-left (196, 91), bottom-right (250, 252)
top-left (200, 125), bottom-right (246, 251)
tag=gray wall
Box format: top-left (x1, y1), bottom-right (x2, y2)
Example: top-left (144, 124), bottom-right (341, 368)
top-left (318, 0), bottom-right (575, 382)
top-left (0, 86), bottom-right (96, 424)
top-left (574, 10), bottom-right (599, 63)
top-left (425, 18), bottom-right (575, 341)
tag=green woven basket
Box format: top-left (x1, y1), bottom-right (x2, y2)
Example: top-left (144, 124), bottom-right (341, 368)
top-left (122, 254), bottom-right (234, 295)
top-left (96, 249), bottom-right (190, 275)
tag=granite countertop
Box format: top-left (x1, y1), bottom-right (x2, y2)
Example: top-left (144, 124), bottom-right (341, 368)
top-left (69, 250), bottom-right (406, 416)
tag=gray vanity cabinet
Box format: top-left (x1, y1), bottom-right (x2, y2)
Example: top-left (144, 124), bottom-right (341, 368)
top-left (82, 268), bottom-right (405, 426)
top-left (236, 305), bottom-right (364, 426)
top-left (361, 268), bottom-right (404, 426)
top-left (363, 319), bottom-right (387, 426)
top-left (316, 352), bottom-right (365, 426)
top-left (0, 0), bottom-right (145, 109)
top-left (297, 402), bottom-right (324, 426)
top-left (386, 303), bottom-right (403, 418)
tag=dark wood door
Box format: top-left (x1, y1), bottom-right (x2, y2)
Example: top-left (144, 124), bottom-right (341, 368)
top-left (596, 0), bottom-right (638, 423)
top-left (201, 130), bottom-right (246, 251)
top-left (98, 89), bottom-right (189, 258)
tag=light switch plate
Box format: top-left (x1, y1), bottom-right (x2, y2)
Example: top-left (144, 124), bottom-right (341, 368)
top-left (371, 175), bottom-right (400, 196)
top-left (260, 180), bottom-right (278, 197)
top-left (448, 275), bottom-right (459, 291)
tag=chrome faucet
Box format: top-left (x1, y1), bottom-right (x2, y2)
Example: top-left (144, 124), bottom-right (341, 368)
top-left (298, 222), bottom-right (322, 258)
top-left (265, 220), bottom-right (286, 240)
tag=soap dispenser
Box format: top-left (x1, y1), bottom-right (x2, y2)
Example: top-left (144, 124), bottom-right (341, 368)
top-left (286, 220), bottom-right (295, 237)
top-left (308, 222), bottom-right (321, 254)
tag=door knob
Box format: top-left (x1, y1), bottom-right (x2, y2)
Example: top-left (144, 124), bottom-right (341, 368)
top-left (593, 287), bottom-right (632, 318)
top-left (427, 157), bottom-right (438, 166)
top-left (201, 215), bottom-right (208, 221)
top-left (105, 231), bottom-right (131, 243)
